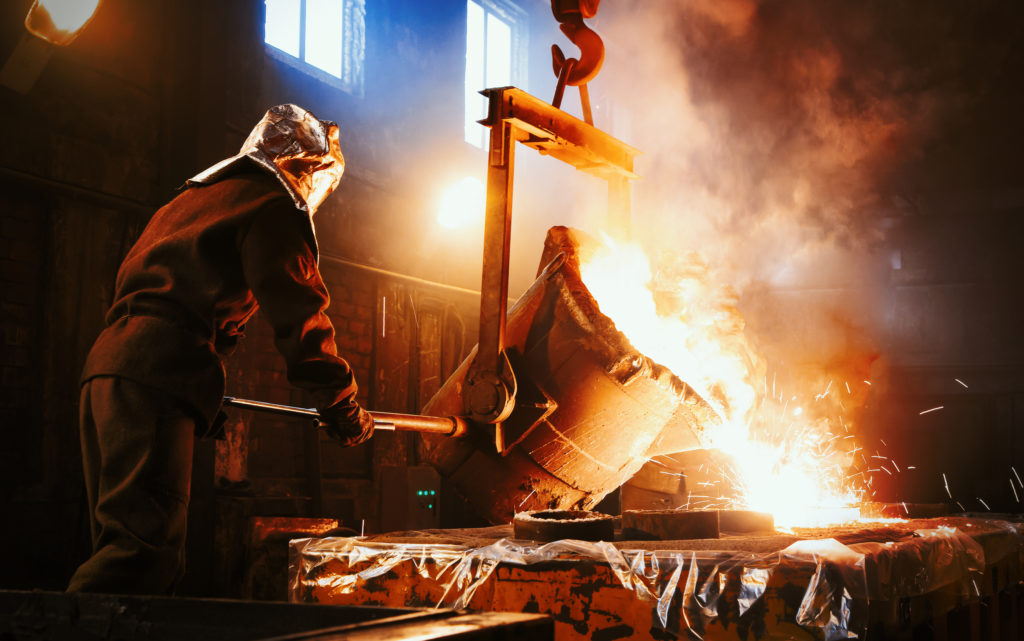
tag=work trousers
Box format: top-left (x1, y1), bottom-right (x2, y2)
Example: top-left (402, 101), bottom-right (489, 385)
top-left (67, 376), bottom-right (195, 594)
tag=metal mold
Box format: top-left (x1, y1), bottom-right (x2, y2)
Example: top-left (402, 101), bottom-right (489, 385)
top-left (513, 509), bottom-right (614, 542)
top-left (621, 509), bottom-right (720, 540)
top-left (718, 509), bottom-right (774, 533)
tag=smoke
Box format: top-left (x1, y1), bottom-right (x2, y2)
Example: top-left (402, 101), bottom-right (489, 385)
top-left (598, 0), bottom-right (1017, 285)
top-left (588, 0), bottom-right (1022, 376)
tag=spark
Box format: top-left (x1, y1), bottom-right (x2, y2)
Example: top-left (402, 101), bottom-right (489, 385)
top-left (518, 490), bottom-right (536, 508)
top-left (901, 501), bottom-right (909, 515)
top-left (881, 466), bottom-right (892, 475)
top-left (942, 473), bottom-right (952, 499)
top-left (863, 380), bottom-right (872, 386)
top-left (972, 579), bottom-right (980, 597)
top-left (955, 378), bottom-right (968, 389)
top-left (907, 466), bottom-right (916, 470)
top-left (977, 497), bottom-right (990, 511)
top-left (1011, 479), bottom-right (1020, 503)
top-left (360, 519), bottom-right (365, 536)
top-left (880, 439), bottom-right (888, 447)
top-left (845, 382), bottom-right (851, 394)
top-left (871, 455), bottom-right (888, 460)
top-left (1013, 467), bottom-right (1022, 488)
top-left (956, 501), bottom-right (965, 512)
top-left (919, 406), bottom-right (944, 415)
top-left (815, 380), bottom-right (833, 401)
top-left (892, 461), bottom-right (901, 473)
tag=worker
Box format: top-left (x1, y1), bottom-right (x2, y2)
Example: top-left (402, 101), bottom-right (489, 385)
top-left (66, 104), bottom-right (373, 594)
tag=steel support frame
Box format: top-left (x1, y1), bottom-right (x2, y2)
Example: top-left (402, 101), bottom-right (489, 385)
top-left (465, 86), bottom-right (640, 452)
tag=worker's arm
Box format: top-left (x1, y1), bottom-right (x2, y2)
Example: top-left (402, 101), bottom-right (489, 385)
top-left (239, 198), bottom-right (372, 445)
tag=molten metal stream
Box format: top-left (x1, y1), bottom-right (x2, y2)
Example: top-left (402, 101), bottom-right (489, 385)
top-left (577, 235), bottom-right (869, 528)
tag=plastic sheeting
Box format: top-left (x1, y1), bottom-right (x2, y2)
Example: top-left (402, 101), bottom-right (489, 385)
top-left (290, 518), bottom-right (1023, 640)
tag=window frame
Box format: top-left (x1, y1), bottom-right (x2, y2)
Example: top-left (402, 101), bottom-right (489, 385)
top-left (465, 0), bottom-right (529, 147)
top-left (263, 0), bottom-right (366, 97)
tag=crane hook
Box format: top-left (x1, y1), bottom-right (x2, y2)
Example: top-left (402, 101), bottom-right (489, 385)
top-left (550, 0), bottom-right (603, 123)
top-left (550, 0), bottom-right (604, 87)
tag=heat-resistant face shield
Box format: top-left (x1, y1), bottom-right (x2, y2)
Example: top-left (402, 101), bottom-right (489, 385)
top-left (187, 104), bottom-right (345, 215)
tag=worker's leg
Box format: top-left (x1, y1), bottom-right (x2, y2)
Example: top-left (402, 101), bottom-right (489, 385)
top-left (76, 380), bottom-right (102, 554)
top-left (67, 376), bottom-right (195, 594)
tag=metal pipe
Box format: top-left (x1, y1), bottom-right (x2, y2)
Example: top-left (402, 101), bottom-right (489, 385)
top-left (222, 396), bottom-right (468, 438)
top-left (0, 164), bottom-right (153, 214)
top-left (318, 252), bottom-right (490, 299)
top-left (369, 411), bottom-right (468, 438)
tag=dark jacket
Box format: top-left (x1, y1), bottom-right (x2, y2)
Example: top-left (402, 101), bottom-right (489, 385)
top-left (82, 169), bottom-right (355, 430)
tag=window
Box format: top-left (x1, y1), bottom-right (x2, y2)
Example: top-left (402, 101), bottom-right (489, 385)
top-left (264, 0), bottom-right (365, 95)
top-left (465, 0), bottom-right (527, 147)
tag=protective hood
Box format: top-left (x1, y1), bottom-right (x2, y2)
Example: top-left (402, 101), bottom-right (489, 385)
top-left (186, 104), bottom-right (345, 215)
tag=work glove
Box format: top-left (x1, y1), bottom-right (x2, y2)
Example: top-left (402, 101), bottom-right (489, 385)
top-left (320, 398), bottom-right (374, 447)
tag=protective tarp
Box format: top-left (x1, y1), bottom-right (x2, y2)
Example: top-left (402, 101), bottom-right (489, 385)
top-left (290, 518), bottom-right (1023, 640)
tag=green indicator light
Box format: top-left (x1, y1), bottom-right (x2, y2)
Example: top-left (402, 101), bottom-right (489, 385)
top-left (430, 490), bottom-right (436, 495)
top-left (427, 504), bottom-right (433, 509)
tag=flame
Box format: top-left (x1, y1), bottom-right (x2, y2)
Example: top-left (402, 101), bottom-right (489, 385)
top-left (579, 234), bottom-right (872, 528)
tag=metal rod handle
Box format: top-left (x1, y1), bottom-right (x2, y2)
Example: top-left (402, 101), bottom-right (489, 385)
top-left (223, 397), bottom-right (468, 438)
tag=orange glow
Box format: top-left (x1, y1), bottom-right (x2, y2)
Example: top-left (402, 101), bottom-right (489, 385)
top-left (437, 177), bottom-right (485, 230)
top-left (579, 235), bottom-right (874, 529)
top-left (26, 0), bottom-right (101, 46)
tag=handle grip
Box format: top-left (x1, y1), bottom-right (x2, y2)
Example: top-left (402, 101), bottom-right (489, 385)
top-left (222, 397), bottom-right (468, 438)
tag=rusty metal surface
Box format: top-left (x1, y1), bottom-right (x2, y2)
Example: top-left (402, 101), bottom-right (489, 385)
top-left (290, 516), bottom-right (1024, 641)
top-left (479, 87), bottom-right (639, 181)
top-left (464, 115), bottom-right (517, 436)
top-left (466, 86), bottom-right (638, 443)
top-left (0, 589), bottom-right (419, 641)
top-left (421, 228), bottom-right (719, 524)
top-left (0, 590), bottom-right (552, 641)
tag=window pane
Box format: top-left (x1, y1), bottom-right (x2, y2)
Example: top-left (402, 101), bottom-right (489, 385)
top-left (306, 0), bottom-right (343, 78)
top-left (465, 1), bottom-right (486, 146)
top-left (265, 0), bottom-right (300, 58)
top-left (485, 13), bottom-right (511, 88)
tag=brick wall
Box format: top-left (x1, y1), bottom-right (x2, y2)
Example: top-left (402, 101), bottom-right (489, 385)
top-left (0, 185), bottom-right (46, 490)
